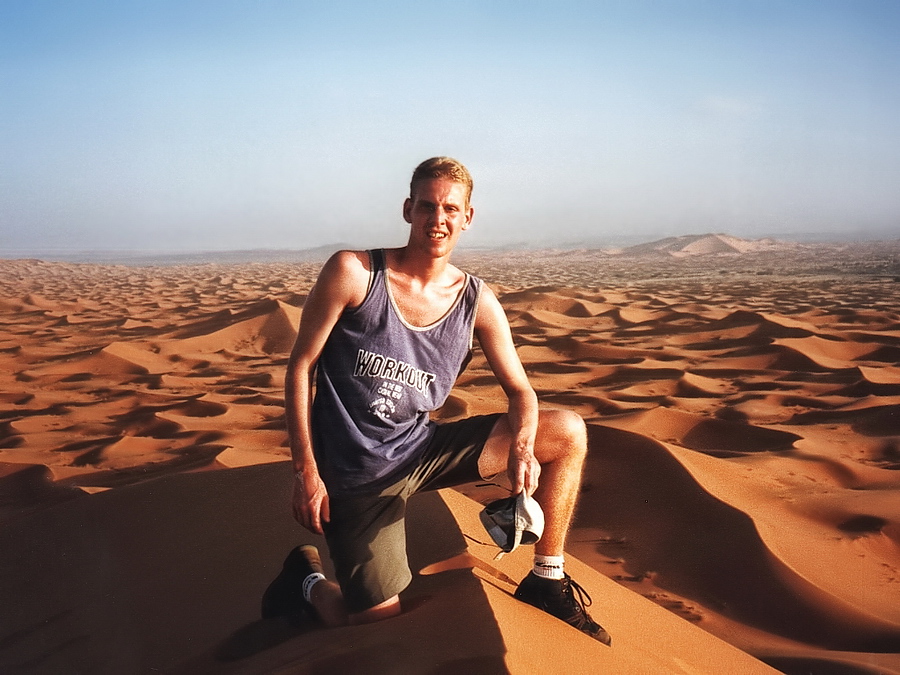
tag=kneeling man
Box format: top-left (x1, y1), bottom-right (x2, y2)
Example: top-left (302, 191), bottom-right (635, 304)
top-left (268, 157), bottom-right (610, 645)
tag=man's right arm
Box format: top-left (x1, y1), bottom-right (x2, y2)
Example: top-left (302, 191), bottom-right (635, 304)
top-left (285, 250), bottom-right (370, 534)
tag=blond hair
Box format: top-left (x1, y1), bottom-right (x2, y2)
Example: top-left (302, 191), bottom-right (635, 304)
top-left (409, 157), bottom-right (473, 205)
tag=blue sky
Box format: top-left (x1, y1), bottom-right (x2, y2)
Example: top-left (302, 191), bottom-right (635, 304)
top-left (2, 1), bottom-right (898, 254)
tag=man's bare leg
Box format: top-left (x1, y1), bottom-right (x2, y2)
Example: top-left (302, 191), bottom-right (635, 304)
top-left (478, 408), bottom-right (588, 554)
top-left (477, 409), bottom-right (610, 645)
top-left (265, 545), bottom-right (401, 628)
top-left (351, 596), bottom-right (402, 625)
top-left (306, 579), bottom-right (349, 627)
top-left (307, 581), bottom-right (401, 628)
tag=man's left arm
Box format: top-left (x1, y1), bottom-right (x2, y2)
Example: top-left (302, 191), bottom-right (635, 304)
top-left (474, 285), bottom-right (541, 495)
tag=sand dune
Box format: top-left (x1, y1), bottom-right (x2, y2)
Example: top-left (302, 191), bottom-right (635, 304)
top-left (1, 248), bottom-right (899, 673)
top-left (0, 462), bottom-right (781, 674)
top-left (617, 233), bottom-right (790, 257)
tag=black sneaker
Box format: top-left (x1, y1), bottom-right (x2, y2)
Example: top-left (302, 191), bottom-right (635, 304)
top-left (514, 572), bottom-right (612, 645)
top-left (261, 545), bottom-right (323, 623)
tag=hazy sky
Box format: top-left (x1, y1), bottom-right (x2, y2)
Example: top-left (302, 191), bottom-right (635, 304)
top-left (2, 1), bottom-right (898, 254)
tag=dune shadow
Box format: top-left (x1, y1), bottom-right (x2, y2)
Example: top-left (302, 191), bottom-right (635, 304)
top-left (762, 655), bottom-right (890, 675)
top-left (428, 656), bottom-right (509, 674)
top-left (213, 617), bottom-right (311, 662)
top-left (580, 424), bottom-right (900, 651)
top-left (788, 404), bottom-right (899, 437)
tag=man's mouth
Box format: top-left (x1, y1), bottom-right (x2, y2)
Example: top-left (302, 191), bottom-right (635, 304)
top-left (428, 231), bottom-right (448, 240)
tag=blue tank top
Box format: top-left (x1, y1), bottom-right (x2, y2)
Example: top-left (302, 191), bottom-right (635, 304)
top-left (312, 249), bottom-right (483, 496)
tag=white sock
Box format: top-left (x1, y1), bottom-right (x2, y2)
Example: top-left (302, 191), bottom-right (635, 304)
top-left (302, 572), bottom-right (326, 602)
top-left (533, 554), bottom-right (565, 580)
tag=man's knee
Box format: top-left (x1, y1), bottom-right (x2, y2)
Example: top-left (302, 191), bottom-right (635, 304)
top-left (559, 410), bottom-right (588, 455)
top-left (538, 409), bottom-right (587, 460)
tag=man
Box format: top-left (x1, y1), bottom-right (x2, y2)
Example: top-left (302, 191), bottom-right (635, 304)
top-left (267, 157), bottom-right (610, 644)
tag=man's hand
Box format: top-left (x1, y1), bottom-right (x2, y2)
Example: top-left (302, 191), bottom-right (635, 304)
top-left (509, 443), bottom-right (541, 496)
top-left (292, 469), bottom-right (330, 535)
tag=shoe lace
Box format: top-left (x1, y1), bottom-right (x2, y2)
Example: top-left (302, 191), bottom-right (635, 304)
top-left (561, 574), bottom-right (593, 615)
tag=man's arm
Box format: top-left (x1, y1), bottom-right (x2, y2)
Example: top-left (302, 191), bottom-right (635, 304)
top-left (286, 250), bottom-right (370, 534)
top-left (474, 285), bottom-right (541, 495)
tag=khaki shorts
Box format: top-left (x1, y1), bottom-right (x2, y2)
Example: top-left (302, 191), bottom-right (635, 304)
top-left (323, 413), bottom-right (502, 613)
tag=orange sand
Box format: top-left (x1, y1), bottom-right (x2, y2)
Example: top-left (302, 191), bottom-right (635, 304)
top-left (1, 243), bottom-right (898, 673)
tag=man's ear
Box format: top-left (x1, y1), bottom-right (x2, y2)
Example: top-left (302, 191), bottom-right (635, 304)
top-left (402, 198), bottom-right (412, 223)
top-left (462, 206), bottom-right (474, 230)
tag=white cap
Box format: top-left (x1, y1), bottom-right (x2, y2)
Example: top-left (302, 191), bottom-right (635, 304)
top-left (479, 492), bottom-right (544, 554)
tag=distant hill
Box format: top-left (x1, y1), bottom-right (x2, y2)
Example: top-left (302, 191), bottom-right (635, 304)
top-left (145, 243), bottom-right (347, 265)
top-left (616, 233), bottom-right (793, 257)
top-left (3, 244), bottom-right (349, 266)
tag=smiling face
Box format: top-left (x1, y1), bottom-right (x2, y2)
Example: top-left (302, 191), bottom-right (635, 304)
top-left (402, 178), bottom-right (474, 257)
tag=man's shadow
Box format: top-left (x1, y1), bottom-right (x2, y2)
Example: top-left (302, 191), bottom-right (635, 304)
top-left (213, 615), bottom-right (314, 662)
top-left (207, 481), bottom-right (481, 666)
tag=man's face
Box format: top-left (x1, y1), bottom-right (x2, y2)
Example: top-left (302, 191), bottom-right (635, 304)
top-left (403, 179), bottom-right (473, 256)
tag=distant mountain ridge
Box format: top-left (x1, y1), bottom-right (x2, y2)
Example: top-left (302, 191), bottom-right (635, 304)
top-left (2, 244), bottom-right (351, 266)
top-left (15, 233), bottom-right (895, 267)
top-left (616, 233), bottom-right (791, 257)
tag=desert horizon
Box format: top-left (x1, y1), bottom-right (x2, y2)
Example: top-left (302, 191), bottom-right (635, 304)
top-left (1, 238), bottom-right (899, 673)
top-left (4, 231), bottom-right (900, 268)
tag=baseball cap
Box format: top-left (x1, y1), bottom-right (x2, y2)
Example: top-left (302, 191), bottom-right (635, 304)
top-left (479, 491), bottom-right (545, 555)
